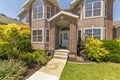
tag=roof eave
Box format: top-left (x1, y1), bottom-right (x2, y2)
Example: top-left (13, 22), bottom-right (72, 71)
top-left (48, 11), bottom-right (79, 22)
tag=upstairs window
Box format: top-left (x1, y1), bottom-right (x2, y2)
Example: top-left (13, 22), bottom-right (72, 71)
top-left (33, 0), bottom-right (44, 20)
top-left (26, 13), bottom-right (29, 23)
top-left (46, 6), bottom-right (51, 19)
top-left (85, 0), bottom-right (101, 18)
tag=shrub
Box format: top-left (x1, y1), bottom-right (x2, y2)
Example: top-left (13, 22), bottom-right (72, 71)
top-left (83, 36), bottom-right (109, 62)
top-left (19, 52), bottom-right (33, 63)
top-left (102, 39), bottom-right (120, 63)
top-left (0, 60), bottom-right (26, 80)
top-left (9, 47), bottom-right (19, 59)
top-left (106, 54), bottom-right (120, 63)
top-left (32, 50), bottom-right (47, 65)
top-left (17, 39), bottom-right (32, 52)
top-left (66, 45), bottom-right (70, 50)
top-left (33, 50), bottom-right (46, 57)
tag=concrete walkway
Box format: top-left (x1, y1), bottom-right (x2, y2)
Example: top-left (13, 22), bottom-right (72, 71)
top-left (26, 49), bottom-right (69, 80)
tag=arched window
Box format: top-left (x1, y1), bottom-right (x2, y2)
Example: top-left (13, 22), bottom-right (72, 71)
top-left (33, 0), bottom-right (44, 19)
top-left (85, 0), bottom-right (101, 17)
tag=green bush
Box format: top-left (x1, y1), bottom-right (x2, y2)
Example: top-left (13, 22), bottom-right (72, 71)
top-left (33, 50), bottom-right (46, 57)
top-left (83, 36), bottom-right (109, 62)
top-left (66, 45), bottom-right (70, 50)
top-left (0, 60), bottom-right (26, 80)
top-left (106, 54), bottom-right (120, 63)
top-left (17, 39), bottom-right (32, 52)
top-left (19, 52), bottom-right (33, 63)
top-left (32, 50), bottom-right (47, 65)
top-left (102, 39), bottom-right (120, 63)
top-left (9, 47), bottom-right (19, 59)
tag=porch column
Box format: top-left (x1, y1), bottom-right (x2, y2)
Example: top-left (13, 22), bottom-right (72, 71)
top-left (70, 23), bottom-right (77, 54)
top-left (50, 23), bottom-right (55, 50)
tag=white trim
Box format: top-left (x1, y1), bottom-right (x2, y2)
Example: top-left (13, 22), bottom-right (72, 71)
top-left (48, 11), bottom-right (79, 21)
top-left (31, 28), bottom-right (44, 43)
top-left (84, 27), bottom-right (103, 40)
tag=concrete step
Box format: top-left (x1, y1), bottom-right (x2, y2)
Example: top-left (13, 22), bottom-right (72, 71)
top-left (55, 49), bottom-right (70, 53)
top-left (54, 52), bottom-right (68, 56)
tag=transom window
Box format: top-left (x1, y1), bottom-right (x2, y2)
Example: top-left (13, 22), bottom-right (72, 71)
top-left (85, 28), bottom-right (101, 39)
top-left (85, 0), bottom-right (101, 17)
top-left (33, 0), bottom-right (44, 19)
top-left (32, 29), bottom-right (43, 42)
top-left (46, 6), bottom-right (51, 19)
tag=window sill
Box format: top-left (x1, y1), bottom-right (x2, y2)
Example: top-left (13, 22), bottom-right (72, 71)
top-left (32, 18), bottom-right (44, 21)
top-left (83, 16), bottom-right (103, 19)
top-left (32, 42), bottom-right (44, 44)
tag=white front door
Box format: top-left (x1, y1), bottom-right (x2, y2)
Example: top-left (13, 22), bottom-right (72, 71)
top-left (61, 31), bottom-right (70, 47)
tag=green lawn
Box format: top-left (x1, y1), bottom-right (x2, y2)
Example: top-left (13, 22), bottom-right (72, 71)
top-left (60, 63), bottom-right (120, 80)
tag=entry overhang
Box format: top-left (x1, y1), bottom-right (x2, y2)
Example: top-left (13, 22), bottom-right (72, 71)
top-left (48, 11), bottom-right (79, 22)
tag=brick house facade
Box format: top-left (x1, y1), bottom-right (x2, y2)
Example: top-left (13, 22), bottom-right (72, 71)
top-left (17, 0), bottom-right (114, 55)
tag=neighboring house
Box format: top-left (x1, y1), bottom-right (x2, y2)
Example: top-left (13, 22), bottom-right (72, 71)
top-left (113, 20), bottom-right (120, 39)
top-left (17, 0), bottom-right (114, 58)
top-left (0, 13), bottom-right (23, 25)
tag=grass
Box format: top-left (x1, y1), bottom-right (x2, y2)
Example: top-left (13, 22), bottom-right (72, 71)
top-left (60, 63), bottom-right (120, 80)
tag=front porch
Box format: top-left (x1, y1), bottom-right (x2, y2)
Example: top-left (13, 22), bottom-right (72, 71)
top-left (48, 11), bottom-right (79, 58)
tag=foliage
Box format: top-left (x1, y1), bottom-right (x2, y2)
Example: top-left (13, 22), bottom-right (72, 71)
top-left (19, 51), bottom-right (47, 65)
top-left (66, 45), bottom-right (70, 50)
top-left (0, 60), bottom-right (26, 80)
top-left (17, 39), bottom-right (32, 52)
top-left (19, 52), bottom-right (33, 64)
top-left (0, 24), bottom-right (31, 60)
top-left (102, 39), bottom-right (120, 63)
top-left (32, 50), bottom-right (47, 65)
top-left (83, 36), bottom-right (109, 62)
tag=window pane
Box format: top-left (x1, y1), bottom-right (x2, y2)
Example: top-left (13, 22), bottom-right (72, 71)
top-left (38, 13), bottom-right (43, 18)
top-left (38, 36), bottom-right (42, 42)
top-left (86, 0), bottom-right (101, 4)
top-left (38, 30), bottom-right (42, 35)
top-left (85, 4), bottom-right (92, 10)
top-left (46, 36), bottom-right (49, 42)
top-left (33, 8), bottom-right (37, 13)
top-left (33, 36), bottom-right (37, 42)
top-left (85, 11), bottom-right (92, 17)
top-left (33, 14), bottom-right (37, 19)
top-left (38, 7), bottom-right (43, 12)
top-left (93, 9), bottom-right (101, 16)
top-left (46, 30), bottom-right (49, 35)
top-left (33, 30), bottom-right (37, 35)
top-left (78, 10), bottom-right (81, 18)
top-left (85, 29), bottom-right (92, 36)
top-left (94, 2), bottom-right (101, 9)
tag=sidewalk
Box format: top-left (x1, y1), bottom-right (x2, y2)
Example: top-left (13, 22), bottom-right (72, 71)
top-left (26, 49), bottom-right (69, 80)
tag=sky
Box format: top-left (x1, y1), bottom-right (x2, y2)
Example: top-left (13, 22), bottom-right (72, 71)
top-left (0, 0), bottom-right (120, 21)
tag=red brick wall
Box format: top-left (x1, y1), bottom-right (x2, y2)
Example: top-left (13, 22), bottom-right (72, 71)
top-left (105, 0), bottom-right (113, 39)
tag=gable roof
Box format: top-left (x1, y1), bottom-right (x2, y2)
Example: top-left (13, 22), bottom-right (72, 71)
top-left (48, 11), bottom-right (79, 21)
top-left (113, 20), bottom-right (120, 28)
top-left (17, 0), bottom-right (60, 17)
top-left (0, 13), bottom-right (24, 25)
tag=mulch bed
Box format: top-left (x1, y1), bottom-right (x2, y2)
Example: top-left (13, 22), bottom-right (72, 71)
top-left (21, 63), bottom-right (42, 80)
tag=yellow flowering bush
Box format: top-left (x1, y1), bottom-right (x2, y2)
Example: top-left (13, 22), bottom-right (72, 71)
top-left (83, 36), bottom-right (109, 62)
top-left (0, 24), bottom-right (31, 59)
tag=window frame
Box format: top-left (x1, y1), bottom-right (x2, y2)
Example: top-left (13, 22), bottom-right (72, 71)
top-left (84, 0), bottom-right (102, 18)
top-left (31, 28), bottom-right (44, 43)
top-left (32, 0), bottom-right (44, 21)
top-left (46, 5), bottom-right (51, 19)
top-left (84, 27), bottom-right (103, 40)
top-left (77, 6), bottom-right (82, 19)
